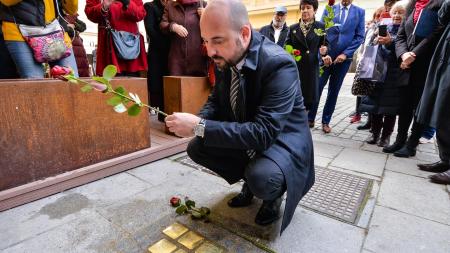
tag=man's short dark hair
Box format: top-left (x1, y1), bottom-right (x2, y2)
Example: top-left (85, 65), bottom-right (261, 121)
top-left (300, 0), bottom-right (319, 11)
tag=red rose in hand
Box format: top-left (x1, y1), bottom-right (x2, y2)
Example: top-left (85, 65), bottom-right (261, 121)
top-left (50, 66), bottom-right (72, 80)
top-left (328, 0), bottom-right (335, 6)
top-left (293, 49), bottom-right (301, 56)
top-left (170, 196), bottom-right (181, 207)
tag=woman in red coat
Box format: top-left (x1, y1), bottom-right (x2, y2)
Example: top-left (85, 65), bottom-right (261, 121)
top-left (85, 0), bottom-right (147, 76)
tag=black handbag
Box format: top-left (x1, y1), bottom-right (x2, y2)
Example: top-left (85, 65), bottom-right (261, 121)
top-left (351, 68), bottom-right (376, 96)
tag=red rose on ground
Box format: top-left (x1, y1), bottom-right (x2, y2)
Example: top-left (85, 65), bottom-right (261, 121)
top-left (170, 196), bottom-right (181, 207)
top-left (50, 66), bottom-right (72, 79)
top-left (293, 49), bottom-right (301, 56)
top-left (328, 0), bottom-right (335, 6)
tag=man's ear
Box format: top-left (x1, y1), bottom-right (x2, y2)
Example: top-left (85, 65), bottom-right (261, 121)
top-left (241, 25), bottom-right (252, 44)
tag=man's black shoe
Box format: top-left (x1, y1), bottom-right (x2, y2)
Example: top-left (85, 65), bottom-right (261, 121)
top-left (227, 183), bottom-right (254, 207)
top-left (255, 197), bottom-right (282, 226)
top-left (418, 161), bottom-right (450, 173)
top-left (383, 141), bottom-right (405, 153)
top-left (394, 145), bottom-right (416, 158)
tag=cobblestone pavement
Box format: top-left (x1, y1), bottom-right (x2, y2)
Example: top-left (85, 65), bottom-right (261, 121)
top-left (1, 74), bottom-right (449, 253)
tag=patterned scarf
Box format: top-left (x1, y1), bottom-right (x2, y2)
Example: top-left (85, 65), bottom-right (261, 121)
top-left (299, 19), bottom-right (314, 37)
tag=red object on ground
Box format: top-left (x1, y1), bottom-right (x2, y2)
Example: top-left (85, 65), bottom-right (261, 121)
top-left (350, 114), bottom-right (362, 123)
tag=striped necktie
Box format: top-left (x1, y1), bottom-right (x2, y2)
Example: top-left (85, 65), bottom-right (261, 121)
top-left (340, 6), bottom-right (347, 24)
top-left (230, 66), bottom-right (256, 159)
top-left (230, 66), bottom-right (240, 117)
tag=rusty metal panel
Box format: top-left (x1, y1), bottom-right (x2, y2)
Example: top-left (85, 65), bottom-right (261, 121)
top-left (0, 78), bottom-right (151, 191)
top-left (163, 76), bottom-right (211, 115)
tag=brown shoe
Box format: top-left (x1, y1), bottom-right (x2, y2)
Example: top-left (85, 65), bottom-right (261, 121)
top-left (429, 169), bottom-right (450, 184)
top-left (322, 124), bottom-right (331, 133)
top-left (418, 161), bottom-right (450, 173)
top-left (308, 121), bottom-right (315, 128)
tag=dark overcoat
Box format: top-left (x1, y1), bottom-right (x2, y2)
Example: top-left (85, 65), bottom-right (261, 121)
top-left (286, 21), bottom-right (326, 110)
top-left (259, 22), bottom-right (289, 47)
top-left (198, 32), bottom-right (315, 234)
top-left (417, 0), bottom-right (450, 128)
top-left (160, 1), bottom-right (207, 76)
top-left (395, 0), bottom-right (445, 108)
top-left (144, 0), bottom-right (170, 110)
top-left (359, 24), bottom-right (408, 115)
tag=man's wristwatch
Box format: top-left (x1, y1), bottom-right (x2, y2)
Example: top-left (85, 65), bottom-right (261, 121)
top-left (194, 118), bottom-right (206, 138)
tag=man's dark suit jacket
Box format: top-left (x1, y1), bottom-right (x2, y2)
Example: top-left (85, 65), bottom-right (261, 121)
top-left (198, 31), bottom-right (315, 234)
top-left (259, 22), bottom-right (289, 47)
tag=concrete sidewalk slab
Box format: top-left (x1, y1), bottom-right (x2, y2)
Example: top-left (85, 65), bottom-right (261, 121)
top-left (364, 205), bottom-right (450, 253)
top-left (271, 208), bottom-right (365, 253)
top-left (331, 148), bottom-right (387, 177)
top-left (377, 171), bottom-right (450, 225)
top-left (385, 156), bottom-right (435, 179)
top-left (2, 210), bottom-right (142, 253)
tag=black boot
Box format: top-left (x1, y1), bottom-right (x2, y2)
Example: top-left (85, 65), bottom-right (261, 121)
top-left (393, 144), bottom-right (416, 158)
top-left (378, 134), bottom-right (391, 147)
top-left (255, 197), bottom-right (282, 226)
top-left (228, 183), bottom-right (254, 207)
top-left (394, 135), bottom-right (420, 158)
top-left (383, 134), bottom-right (407, 153)
top-left (357, 121), bottom-right (371, 130)
top-left (366, 133), bottom-right (380, 145)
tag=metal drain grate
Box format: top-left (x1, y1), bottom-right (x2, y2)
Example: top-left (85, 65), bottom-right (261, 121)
top-left (175, 155), bottom-right (371, 224)
top-left (300, 167), bottom-right (371, 224)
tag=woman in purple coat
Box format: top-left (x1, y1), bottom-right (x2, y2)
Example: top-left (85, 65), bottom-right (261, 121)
top-left (160, 0), bottom-right (207, 76)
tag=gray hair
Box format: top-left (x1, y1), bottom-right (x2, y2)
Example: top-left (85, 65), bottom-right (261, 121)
top-left (206, 0), bottom-right (250, 32)
top-left (390, 0), bottom-right (408, 16)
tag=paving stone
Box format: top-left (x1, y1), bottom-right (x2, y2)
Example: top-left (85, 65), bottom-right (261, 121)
top-left (314, 155), bottom-right (332, 168)
top-left (378, 171), bottom-right (450, 225)
top-left (270, 208), bottom-right (365, 253)
top-left (417, 143), bottom-right (437, 154)
top-left (331, 148), bottom-right (387, 177)
top-left (312, 133), bottom-right (363, 149)
top-left (1, 210), bottom-right (142, 253)
top-left (364, 205), bottom-right (450, 253)
top-left (313, 141), bottom-right (344, 159)
top-left (95, 195), bottom-right (174, 250)
top-left (0, 192), bottom-right (93, 250)
top-left (360, 143), bottom-right (386, 154)
top-left (67, 172), bottom-right (151, 206)
top-left (385, 156), bottom-right (435, 179)
top-left (413, 151), bottom-right (440, 163)
top-left (127, 158), bottom-right (196, 186)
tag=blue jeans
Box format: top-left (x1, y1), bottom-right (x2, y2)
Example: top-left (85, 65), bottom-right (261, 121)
top-left (5, 41), bottom-right (79, 78)
top-left (422, 126), bottom-right (436, 139)
top-left (308, 60), bottom-right (352, 124)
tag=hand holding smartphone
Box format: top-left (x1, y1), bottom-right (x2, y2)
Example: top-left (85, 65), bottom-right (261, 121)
top-left (378, 25), bottom-right (387, 37)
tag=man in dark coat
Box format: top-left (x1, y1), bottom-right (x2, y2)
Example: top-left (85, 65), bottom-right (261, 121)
top-left (165, 0), bottom-right (315, 234)
top-left (416, 0), bottom-right (450, 184)
top-left (259, 6), bottom-right (290, 48)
